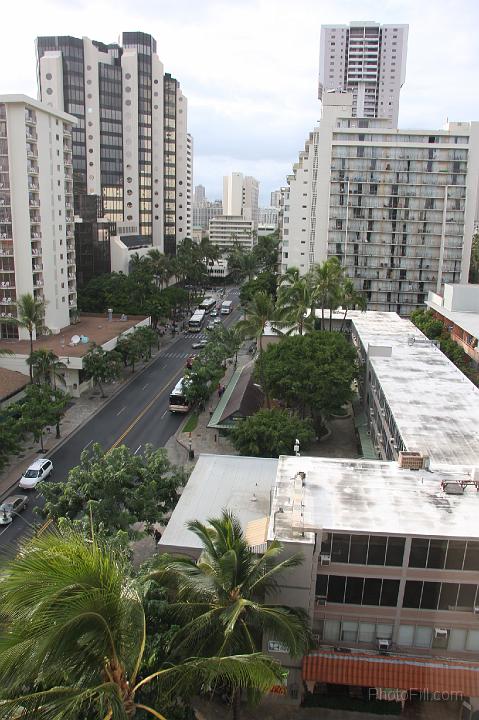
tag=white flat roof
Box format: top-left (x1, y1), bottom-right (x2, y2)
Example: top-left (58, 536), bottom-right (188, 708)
top-left (0, 94), bottom-right (76, 124)
top-left (352, 312), bottom-right (479, 467)
top-left (271, 456), bottom-right (479, 542)
top-left (159, 454), bottom-right (278, 551)
top-left (426, 299), bottom-right (479, 342)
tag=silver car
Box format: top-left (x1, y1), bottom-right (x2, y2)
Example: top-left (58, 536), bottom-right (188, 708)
top-left (0, 495), bottom-right (29, 525)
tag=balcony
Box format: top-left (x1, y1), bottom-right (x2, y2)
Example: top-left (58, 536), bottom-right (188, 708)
top-left (26, 129), bottom-right (37, 141)
top-left (30, 215), bottom-right (41, 225)
top-left (0, 296), bottom-right (14, 305)
top-left (27, 164), bottom-right (39, 175)
top-left (29, 198), bottom-right (40, 208)
top-left (25, 111), bottom-right (36, 125)
top-left (0, 196), bottom-right (10, 207)
top-left (64, 154), bottom-right (72, 166)
top-left (32, 264), bottom-right (43, 272)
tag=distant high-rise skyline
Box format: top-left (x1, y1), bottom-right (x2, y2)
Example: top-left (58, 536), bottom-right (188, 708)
top-left (318, 21), bottom-right (408, 126)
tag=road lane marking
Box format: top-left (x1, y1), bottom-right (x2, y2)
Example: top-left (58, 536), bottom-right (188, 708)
top-left (142, 383), bottom-right (149, 390)
top-left (161, 410), bottom-right (168, 418)
top-left (116, 406), bottom-right (126, 415)
top-left (108, 366), bottom-right (183, 451)
top-left (134, 445), bottom-right (142, 455)
top-left (83, 440), bottom-right (93, 450)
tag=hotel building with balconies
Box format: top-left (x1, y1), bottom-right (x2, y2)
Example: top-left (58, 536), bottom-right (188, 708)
top-left (0, 95), bottom-right (77, 340)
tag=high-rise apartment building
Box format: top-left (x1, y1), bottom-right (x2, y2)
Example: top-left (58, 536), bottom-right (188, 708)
top-left (280, 93), bottom-right (479, 315)
top-left (36, 33), bottom-right (191, 281)
top-left (194, 184), bottom-right (205, 204)
top-left (0, 95), bottom-right (77, 339)
top-left (319, 22), bottom-right (408, 126)
top-left (192, 200), bottom-right (223, 230)
top-left (270, 189), bottom-right (282, 209)
top-left (222, 172), bottom-right (259, 226)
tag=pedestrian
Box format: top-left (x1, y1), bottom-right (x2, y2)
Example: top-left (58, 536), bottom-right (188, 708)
top-left (153, 528), bottom-right (162, 544)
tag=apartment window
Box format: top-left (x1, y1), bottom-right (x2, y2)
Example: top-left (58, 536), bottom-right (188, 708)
top-left (367, 536), bottom-right (387, 565)
top-left (349, 535), bottom-right (368, 564)
top-left (362, 578), bottom-right (382, 605)
top-left (328, 575), bottom-right (346, 602)
top-left (331, 534), bottom-right (350, 562)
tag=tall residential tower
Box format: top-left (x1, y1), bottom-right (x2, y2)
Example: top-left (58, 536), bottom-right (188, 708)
top-left (319, 22), bottom-right (408, 126)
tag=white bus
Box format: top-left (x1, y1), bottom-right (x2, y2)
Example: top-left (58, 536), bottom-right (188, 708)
top-left (168, 377), bottom-right (191, 413)
top-left (199, 297), bottom-right (216, 313)
top-left (188, 309), bottom-right (206, 332)
top-left (221, 300), bottom-right (233, 315)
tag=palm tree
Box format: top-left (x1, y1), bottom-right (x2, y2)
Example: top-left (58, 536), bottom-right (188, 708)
top-left (276, 269), bottom-right (315, 335)
top-left (26, 349), bottom-right (67, 388)
top-left (339, 278), bottom-right (367, 332)
top-left (151, 511), bottom-right (311, 719)
top-left (0, 529), bottom-right (285, 720)
top-left (236, 291), bottom-right (276, 405)
top-left (310, 257), bottom-right (343, 331)
top-left (147, 249), bottom-right (172, 289)
top-left (11, 293), bottom-right (47, 381)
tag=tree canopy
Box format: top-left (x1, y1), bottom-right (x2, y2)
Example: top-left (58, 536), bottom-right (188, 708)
top-left (231, 408), bottom-right (315, 457)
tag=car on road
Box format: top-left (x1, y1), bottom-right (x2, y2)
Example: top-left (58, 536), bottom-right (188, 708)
top-left (0, 495), bottom-right (29, 525)
top-left (210, 310), bottom-right (218, 317)
top-left (206, 322), bottom-right (215, 331)
top-left (19, 458), bottom-right (53, 490)
top-left (192, 340), bottom-right (207, 349)
top-left (213, 317), bottom-right (222, 325)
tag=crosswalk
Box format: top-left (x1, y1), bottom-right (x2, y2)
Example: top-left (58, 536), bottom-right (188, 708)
top-left (183, 332), bottom-right (208, 339)
top-left (163, 351), bottom-right (193, 359)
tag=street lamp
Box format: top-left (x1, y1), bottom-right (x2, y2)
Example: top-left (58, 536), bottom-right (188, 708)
top-left (294, 438), bottom-right (300, 457)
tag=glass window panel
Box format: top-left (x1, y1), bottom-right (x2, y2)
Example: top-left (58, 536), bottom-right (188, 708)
top-left (414, 626), bottom-right (432, 648)
top-left (323, 620), bottom-right (340, 642)
top-left (466, 630), bottom-right (479, 652)
top-left (376, 624), bottom-right (393, 639)
top-left (331, 534), bottom-right (350, 563)
top-left (464, 542), bottom-right (479, 571)
top-left (420, 582), bottom-right (441, 610)
top-left (409, 538), bottom-right (428, 567)
top-left (349, 535), bottom-right (368, 564)
top-left (340, 621), bottom-right (358, 642)
top-left (398, 625), bottom-right (414, 646)
top-left (367, 536), bottom-right (387, 565)
top-left (448, 629), bottom-right (466, 651)
top-left (438, 583), bottom-right (459, 610)
top-left (345, 576), bottom-right (364, 604)
top-left (358, 623), bottom-right (376, 642)
top-left (427, 539), bottom-right (447, 569)
top-left (385, 537), bottom-right (405, 566)
top-left (380, 579), bottom-right (400, 607)
top-left (315, 575), bottom-right (328, 596)
top-left (403, 581), bottom-right (422, 608)
top-left (457, 584), bottom-right (477, 610)
top-left (320, 533), bottom-right (331, 552)
top-left (327, 575), bottom-right (346, 603)
top-left (362, 578), bottom-right (382, 605)
top-left (445, 540), bottom-right (466, 570)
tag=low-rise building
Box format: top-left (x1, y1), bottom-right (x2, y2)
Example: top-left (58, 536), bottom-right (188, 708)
top-left (426, 284), bottom-right (479, 366)
top-left (208, 215), bottom-right (255, 251)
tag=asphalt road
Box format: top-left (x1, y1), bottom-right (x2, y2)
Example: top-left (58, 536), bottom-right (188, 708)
top-left (0, 288), bottom-right (241, 551)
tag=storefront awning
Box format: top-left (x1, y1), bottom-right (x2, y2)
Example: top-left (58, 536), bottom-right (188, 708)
top-left (303, 650), bottom-right (479, 696)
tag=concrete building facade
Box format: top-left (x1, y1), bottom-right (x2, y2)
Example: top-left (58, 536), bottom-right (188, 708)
top-left (0, 95), bottom-right (77, 340)
top-left (208, 215), bottom-right (255, 251)
top-left (318, 21), bottom-right (408, 126)
top-left (426, 283), bottom-right (479, 366)
top-left (192, 200), bottom-right (223, 230)
top-left (36, 33), bottom-right (191, 279)
top-left (281, 93), bottom-right (479, 315)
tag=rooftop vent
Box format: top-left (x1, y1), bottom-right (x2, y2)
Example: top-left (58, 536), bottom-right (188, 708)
top-left (398, 451), bottom-right (430, 471)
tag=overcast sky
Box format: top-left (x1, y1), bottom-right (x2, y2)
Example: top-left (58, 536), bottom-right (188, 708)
top-left (2, 0), bottom-right (479, 205)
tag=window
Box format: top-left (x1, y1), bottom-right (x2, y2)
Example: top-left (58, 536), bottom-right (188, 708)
top-left (438, 583), bottom-right (459, 610)
top-left (398, 625), bottom-right (414, 646)
top-left (380, 579), bottom-right (400, 606)
top-left (414, 626), bottom-right (432, 648)
top-left (327, 575), bottom-right (346, 603)
top-left (403, 581), bottom-right (422, 608)
top-left (358, 623), bottom-right (375, 642)
top-left (466, 631), bottom-right (479, 652)
top-left (323, 620), bottom-right (340, 642)
top-left (427, 539), bottom-right (447, 569)
top-left (385, 537), bottom-right (405, 566)
top-left (446, 540), bottom-right (466, 570)
top-left (345, 576), bottom-right (364, 604)
top-left (448, 628), bottom-right (466, 651)
top-left (349, 535), bottom-right (368, 564)
top-left (367, 536), bottom-right (387, 565)
top-left (464, 541), bottom-right (479, 571)
top-left (362, 578), bottom-right (381, 605)
top-left (409, 538), bottom-right (428, 567)
top-left (420, 582), bottom-right (440, 609)
top-left (457, 584), bottom-right (477, 609)
top-left (340, 621), bottom-right (358, 642)
top-left (331, 534), bottom-right (350, 562)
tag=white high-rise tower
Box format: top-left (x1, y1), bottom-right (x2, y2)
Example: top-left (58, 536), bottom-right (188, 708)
top-left (319, 21), bottom-right (408, 126)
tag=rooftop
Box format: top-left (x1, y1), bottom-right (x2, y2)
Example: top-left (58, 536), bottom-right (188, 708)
top-left (0, 314), bottom-right (148, 359)
top-left (351, 312), bottom-right (479, 467)
top-left (271, 455), bottom-right (479, 543)
top-left (0, 367), bottom-right (29, 402)
top-left (0, 94), bottom-right (76, 124)
top-left (426, 285), bottom-right (479, 342)
top-left (159, 454), bottom-right (278, 552)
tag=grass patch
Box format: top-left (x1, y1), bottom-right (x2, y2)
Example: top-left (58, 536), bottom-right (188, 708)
top-left (182, 413), bottom-right (199, 433)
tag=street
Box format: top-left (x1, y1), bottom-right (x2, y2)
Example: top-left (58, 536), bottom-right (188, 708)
top-left (0, 288), bottom-right (241, 550)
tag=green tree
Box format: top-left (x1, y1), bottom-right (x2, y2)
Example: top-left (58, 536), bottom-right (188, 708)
top-left (147, 248), bottom-right (173, 289)
top-left (10, 293), bottom-right (47, 381)
top-left (231, 408), bottom-right (315, 457)
top-left (338, 278), bottom-right (367, 332)
top-left (0, 529), bottom-right (285, 720)
top-left (310, 257), bottom-right (343, 331)
top-left (259, 332), bottom-right (357, 428)
top-left (0, 408), bottom-right (23, 472)
top-left (26, 349), bottom-right (67, 388)
top-left (469, 232), bottom-right (479, 284)
top-left (83, 343), bottom-right (122, 397)
top-left (252, 232), bottom-right (279, 273)
top-left (236, 291), bottom-right (277, 403)
top-left (276, 268), bottom-right (315, 335)
top-left (151, 511), bottom-right (310, 718)
top-left (239, 271), bottom-right (277, 305)
top-left (18, 384), bottom-right (69, 449)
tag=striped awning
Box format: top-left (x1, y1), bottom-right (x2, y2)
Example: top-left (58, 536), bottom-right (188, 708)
top-left (303, 650), bottom-right (479, 696)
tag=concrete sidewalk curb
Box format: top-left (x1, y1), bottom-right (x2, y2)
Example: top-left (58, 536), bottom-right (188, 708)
top-left (0, 334), bottom-right (180, 501)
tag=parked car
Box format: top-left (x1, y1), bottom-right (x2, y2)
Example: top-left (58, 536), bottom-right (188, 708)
top-left (0, 495), bottom-right (29, 525)
top-left (19, 458), bottom-right (53, 490)
top-left (192, 340), bottom-right (207, 349)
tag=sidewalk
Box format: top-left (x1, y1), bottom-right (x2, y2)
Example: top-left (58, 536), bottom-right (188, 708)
top-left (0, 331), bottom-right (178, 499)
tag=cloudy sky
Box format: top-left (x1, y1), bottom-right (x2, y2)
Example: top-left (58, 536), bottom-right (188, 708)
top-left (2, 0), bottom-right (479, 204)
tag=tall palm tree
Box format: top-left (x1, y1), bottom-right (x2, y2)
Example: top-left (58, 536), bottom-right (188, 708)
top-left (310, 257), bottom-right (343, 332)
top-left (276, 270), bottom-right (315, 335)
top-left (151, 511), bottom-right (311, 718)
top-left (236, 291), bottom-right (277, 405)
top-left (11, 293), bottom-right (47, 381)
top-left (339, 278), bottom-right (367, 332)
top-left (0, 529), bottom-right (285, 720)
top-left (26, 349), bottom-right (67, 388)
top-left (147, 249), bottom-right (172, 289)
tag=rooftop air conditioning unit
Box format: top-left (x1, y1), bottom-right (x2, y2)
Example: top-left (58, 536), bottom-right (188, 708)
top-left (434, 628), bottom-right (448, 639)
top-left (320, 553), bottom-right (331, 566)
top-left (377, 639), bottom-right (391, 652)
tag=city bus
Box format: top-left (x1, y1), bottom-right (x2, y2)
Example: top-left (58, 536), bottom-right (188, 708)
top-left (188, 309), bottom-right (206, 332)
top-left (168, 377), bottom-right (191, 413)
top-left (199, 297), bottom-right (216, 313)
top-left (221, 300), bottom-right (233, 315)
